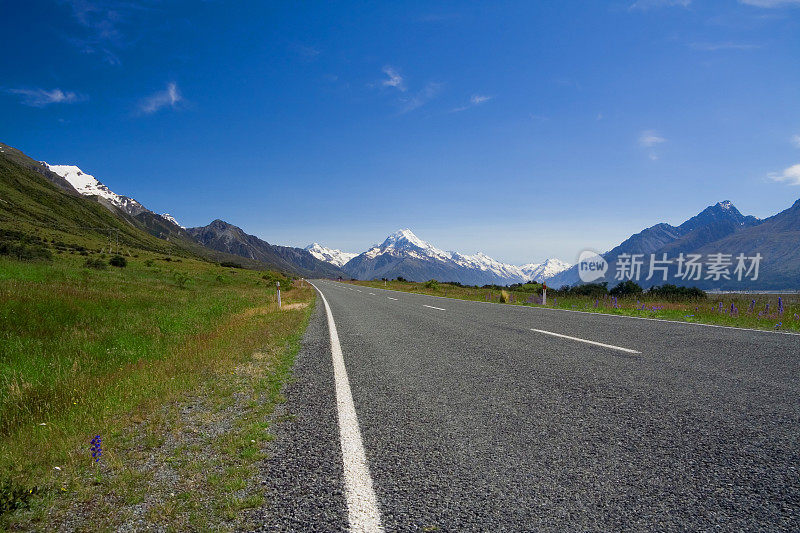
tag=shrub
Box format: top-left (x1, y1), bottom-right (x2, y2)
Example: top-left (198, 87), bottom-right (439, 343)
top-left (144, 259), bottom-right (155, 267)
top-left (648, 284), bottom-right (706, 300)
top-left (0, 240), bottom-right (53, 261)
top-left (499, 290), bottom-right (510, 303)
top-left (424, 279), bottom-right (439, 289)
top-left (109, 255), bottom-right (127, 268)
top-left (84, 257), bottom-right (108, 270)
top-left (220, 261), bottom-right (243, 269)
top-left (396, 276), bottom-right (407, 282)
top-left (609, 280), bottom-right (643, 297)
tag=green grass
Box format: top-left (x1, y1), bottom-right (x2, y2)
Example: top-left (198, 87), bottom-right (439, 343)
top-left (347, 279), bottom-right (800, 332)
top-left (0, 251), bottom-right (313, 528)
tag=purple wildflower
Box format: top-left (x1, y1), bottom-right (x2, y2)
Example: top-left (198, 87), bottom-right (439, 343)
top-left (90, 435), bottom-right (102, 463)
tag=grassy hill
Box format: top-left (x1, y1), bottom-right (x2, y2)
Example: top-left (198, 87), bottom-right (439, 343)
top-left (0, 144), bottom-right (320, 528)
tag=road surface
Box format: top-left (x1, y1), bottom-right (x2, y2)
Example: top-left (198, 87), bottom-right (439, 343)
top-left (255, 280), bottom-right (800, 531)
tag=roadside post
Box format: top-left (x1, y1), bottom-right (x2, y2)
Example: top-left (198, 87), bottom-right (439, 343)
top-left (542, 282), bottom-right (547, 306)
top-left (277, 281), bottom-right (281, 308)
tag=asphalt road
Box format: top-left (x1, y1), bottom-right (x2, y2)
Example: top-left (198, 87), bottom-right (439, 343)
top-left (256, 280), bottom-right (800, 532)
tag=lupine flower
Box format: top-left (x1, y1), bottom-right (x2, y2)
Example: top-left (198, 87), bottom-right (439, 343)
top-left (594, 299), bottom-right (598, 308)
top-left (684, 314), bottom-right (695, 318)
top-left (794, 313), bottom-right (799, 321)
top-left (749, 300), bottom-right (755, 313)
top-left (766, 304), bottom-right (770, 314)
top-left (718, 302), bottom-right (723, 313)
top-left (90, 435), bottom-right (102, 463)
top-left (775, 322), bottom-right (782, 329)
top-left (778, 297), bottom-right (784, 315)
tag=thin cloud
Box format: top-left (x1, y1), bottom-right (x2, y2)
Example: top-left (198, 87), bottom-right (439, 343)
top-left (381, 66), bottom-right (406, 92)
top-left (630, 0), bottom-right (691, 10)
top-left (639, 130), bottom-right (666, 160)
top-left (7, 88), bottom-right (85, 107)
top-left (451, 94), bottom-right (494, 112)
top-left (791, 134), bottom-right (800, 148)
top-left (639, 130), bottom-right (666, 147)
top-left (61, 0), bottom-right (154, 65)
top-left (739, 0), bottom-right (800, 6)
top-left (399, 82), bottom-right (443, 114)
top-left (689, 41), bottom-right (762, 50)
top-left (138, 82), bottom-right (182, 115)
top-left (768, 163), bottom-right (800, 185)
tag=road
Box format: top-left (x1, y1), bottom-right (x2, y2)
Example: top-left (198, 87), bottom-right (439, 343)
top-left (255, 280), bottom-right (800, 531)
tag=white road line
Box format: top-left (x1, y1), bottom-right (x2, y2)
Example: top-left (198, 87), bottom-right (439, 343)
top-left (369, 293), bottom-right (376, 295)
top-left (387, 297), bottom-right (398, 301)
top-left (356, 290), bottom-right (362, 292)
top-left (531, 328), bottom-right (641, 354)
top-left (423, 304), bottom-right (446, 311)
top-left (309, 282), bottom-right (383, 532)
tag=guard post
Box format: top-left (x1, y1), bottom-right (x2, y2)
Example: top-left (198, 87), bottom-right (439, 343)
top-left (277, 281), bottom-right (281, 308)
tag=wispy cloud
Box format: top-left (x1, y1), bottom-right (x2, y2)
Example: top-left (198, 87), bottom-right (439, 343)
top-left (739, 0), bottom-right (800, 7)
top-left (399, 82), bottom-right (443, 114)
top-left (7, 88), bottom-right (85, 107)
top-left (639, 130), bottom-right (666, 147)
top-left (451, 94), bottom-right (494, 112)
top-left (689, 41), bottom-right (762, 50)
top-left (381, 66), bottom-right (406, 92)
top-left (768, 163), bottom-right (800, 185)
top-left (630, 0), bottom-right (691, 10)
top-left (639, 130), bottom-right (666, 160)
top-left (792, 134), bottom-right (800, 148)
top-left (138, 82), bottom-right (182, 115)
top-left (61, 0), bottom-right (154, 65)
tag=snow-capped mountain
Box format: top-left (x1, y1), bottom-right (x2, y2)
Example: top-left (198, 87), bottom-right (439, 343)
top-left (45, 164), bottom-right (148, 216)
top-left (160, 213), bottom-right (185, 229)
top-left (305, 243), bottom-right (358, 268)
top-left (520, 258), bottom-right (572, 282)
top-left (342, 229), bottom-right (570, 286)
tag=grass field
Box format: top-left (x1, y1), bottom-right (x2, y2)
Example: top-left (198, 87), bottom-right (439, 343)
top-left (0, 251), bottom-right (315, 529)
top-left (344, 279), bottom-right (800, 333)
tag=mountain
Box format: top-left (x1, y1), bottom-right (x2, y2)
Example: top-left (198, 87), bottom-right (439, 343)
top-left (305, 243), bottom-right (358, 268)
top-left (187, 220), bottom-right (345, 278)
top-left (689, 198), bottom-right (800, 289)
top-left (547, 201), bottom-right (763, 288)
top-left (45, 164), bottom-right (149, 217)
top-left (520, 258), bottom-right (573, 282)
top-left (160, 213), bottom-right (185, 229)
top-left (341, 229), bottom-right (570, 285)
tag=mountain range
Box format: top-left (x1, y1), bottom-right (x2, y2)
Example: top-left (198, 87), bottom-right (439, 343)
top-left (307, 229), bottom-right (571, 286)
top-left (547, 200), bottom-right (800, 290)
top-left (2, 141), bottom-right (798, 289)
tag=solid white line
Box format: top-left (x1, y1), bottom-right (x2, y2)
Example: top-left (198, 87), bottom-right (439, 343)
top-left (309, 282), bottom-right (383, 532)
top-left (531, 328), bottom-right (641, 354)
top-left (387, 297), bottom-right (398, 301)
top-left (423, 304), bottom-right (446, 311)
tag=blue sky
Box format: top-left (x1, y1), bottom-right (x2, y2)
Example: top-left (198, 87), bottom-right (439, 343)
top-left (1, 0), bottom-right (799, 264)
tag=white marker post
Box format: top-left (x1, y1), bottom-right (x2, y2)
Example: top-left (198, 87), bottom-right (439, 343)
top-left (542, 282), bottom-right (547, 306)
top-left (277, 281), bottom-right (281, 308)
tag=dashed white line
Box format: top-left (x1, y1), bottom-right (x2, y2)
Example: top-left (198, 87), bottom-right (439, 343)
top-left (423, 304), bottom-right (446, 311)
top-left (387, 297), bottom-right (398, 301)
top-left (309, 282), bottom-right (383, 531)
top-left (356, 290), bottom-right (362, 292)
top-left (369, 293), bottom-right (376, 295)
top-left (531, 328), bottom-right (641, 354)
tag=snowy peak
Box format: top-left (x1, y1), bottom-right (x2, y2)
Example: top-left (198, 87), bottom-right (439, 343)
top-left (347, 228), bottom-right (571, 285)
top-left (305, 243), bottom-right (358, 268)
top-left (45, 163), bottom-right (148, 216)
top-left (160, 213), bottom-right (185, 229)
top-left (520, 258), bottom-right (572, 282)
